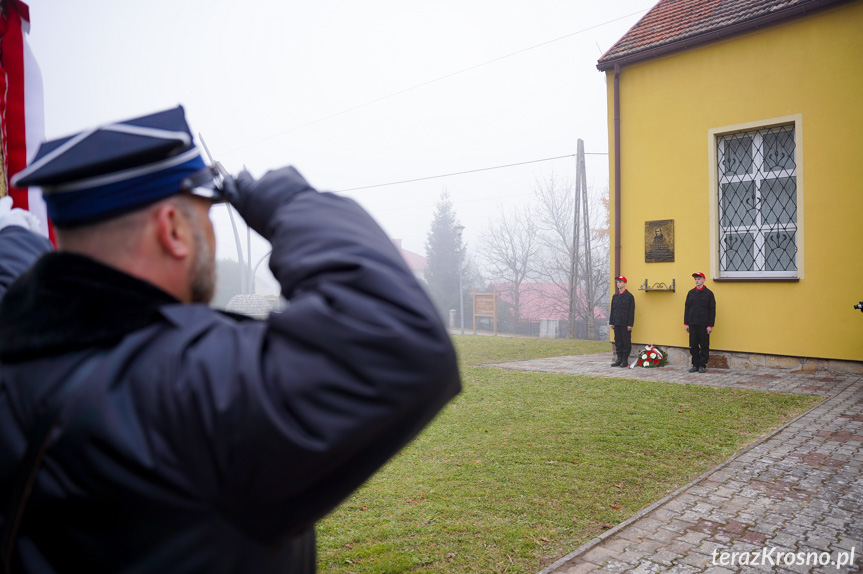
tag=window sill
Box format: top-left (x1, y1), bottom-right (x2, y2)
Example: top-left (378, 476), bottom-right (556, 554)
top-left (713, 277), bottom-right (799, 282)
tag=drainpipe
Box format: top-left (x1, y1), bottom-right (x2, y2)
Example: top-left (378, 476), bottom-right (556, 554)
top-left (613, 64), bottom-right (622, 277)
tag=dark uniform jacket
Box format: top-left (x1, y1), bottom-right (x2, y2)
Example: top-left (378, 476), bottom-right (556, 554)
top-left (608, 289), bottom-right (635, 327)
top-left (0, 189), bottom-right (461, 573)
top-left (684, 286), bottom-right (716, 326)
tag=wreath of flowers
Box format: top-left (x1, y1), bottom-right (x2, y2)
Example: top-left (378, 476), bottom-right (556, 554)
top-left (629, 345), bottom-right (668, 368)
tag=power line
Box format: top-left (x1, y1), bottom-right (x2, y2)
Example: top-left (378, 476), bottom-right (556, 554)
top-left (336, 154), bottom-right (572, 192)
top-left (219, 9), bottom-right (647, 157)
top-left (334, 152), bottom-right (608, 193)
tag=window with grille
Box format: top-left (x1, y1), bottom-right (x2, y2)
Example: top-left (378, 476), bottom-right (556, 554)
top-left (716, 124), bottom-right (798, 278)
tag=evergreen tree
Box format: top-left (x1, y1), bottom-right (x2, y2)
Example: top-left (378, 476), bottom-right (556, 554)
top-left (424, 191), bottom-right (464, 323)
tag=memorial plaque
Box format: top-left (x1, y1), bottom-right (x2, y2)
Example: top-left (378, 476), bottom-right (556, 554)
top-left (645, 219), bottom-right (674, 263)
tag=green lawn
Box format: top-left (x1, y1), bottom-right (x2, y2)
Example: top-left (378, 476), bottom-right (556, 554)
top-left (316, 335), bottom-right (822, 573)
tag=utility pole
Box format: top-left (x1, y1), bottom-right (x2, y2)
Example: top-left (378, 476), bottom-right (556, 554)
top-left (568, 139), bottom-right (594, 339)
top-left (568, 152), bottom-right (581, 339)
top-left (577, 140), bottom-right (595, 339)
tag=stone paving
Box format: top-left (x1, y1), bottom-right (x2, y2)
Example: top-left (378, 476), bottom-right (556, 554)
top-left (485, 353), bottom-right (863, 574)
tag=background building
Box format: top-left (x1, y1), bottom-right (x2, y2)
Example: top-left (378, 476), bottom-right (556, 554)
top-left (394, 239), bottom-right (427, 282)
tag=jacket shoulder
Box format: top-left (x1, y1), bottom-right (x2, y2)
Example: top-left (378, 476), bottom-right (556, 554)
top-left (158, 303), bottom-right (256, 327)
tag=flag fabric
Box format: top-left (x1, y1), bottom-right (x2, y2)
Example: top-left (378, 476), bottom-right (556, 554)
top-left (0, 0), bottom-right (51, 242)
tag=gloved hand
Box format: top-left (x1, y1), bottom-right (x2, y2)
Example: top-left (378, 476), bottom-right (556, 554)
top-left (0, 196), bottom-right (41, 233)
top-left (227, 166), bottom-right (316, 238)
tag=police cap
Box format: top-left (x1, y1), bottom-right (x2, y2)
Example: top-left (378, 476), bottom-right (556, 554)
top-left (12, 105), bottom-right (223, 227)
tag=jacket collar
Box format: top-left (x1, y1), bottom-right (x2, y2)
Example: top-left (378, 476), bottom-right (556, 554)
top-left (0, 253), bottom-right (179, 361)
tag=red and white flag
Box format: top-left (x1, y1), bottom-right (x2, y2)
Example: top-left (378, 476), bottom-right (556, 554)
top-left (0, 0), bottom-right (51, 243)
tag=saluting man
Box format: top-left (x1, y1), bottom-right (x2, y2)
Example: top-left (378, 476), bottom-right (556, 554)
top-left (0, 106), bottom-right (460, 573)
top-left (609, 275), bottom-right (635, 367)
top-left (684, 272), bottom-right (716, 373)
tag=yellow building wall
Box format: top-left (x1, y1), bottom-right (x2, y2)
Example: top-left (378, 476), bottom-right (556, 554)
top-left (606, 1), bottom-right (863, 362)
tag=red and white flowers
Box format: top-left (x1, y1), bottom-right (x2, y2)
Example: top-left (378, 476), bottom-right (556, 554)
top-left (630, 345), bottom-right (667, 368)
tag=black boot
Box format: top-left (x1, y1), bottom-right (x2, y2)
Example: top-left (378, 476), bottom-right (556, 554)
top-left (621, 355), bottom-right (630, 368)
top-left (610, 355), bottom-right (622, 367)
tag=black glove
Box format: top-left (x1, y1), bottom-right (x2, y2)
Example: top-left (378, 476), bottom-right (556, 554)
top-left (228, 166), bottom-right (316, 237)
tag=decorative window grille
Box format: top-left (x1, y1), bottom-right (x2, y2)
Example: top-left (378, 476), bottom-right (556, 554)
top-left (717, 124), bottom-right (798, 278)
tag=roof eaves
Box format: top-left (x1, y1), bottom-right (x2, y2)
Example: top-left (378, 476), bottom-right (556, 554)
top-left (597, 0), bottom-right (852, 71)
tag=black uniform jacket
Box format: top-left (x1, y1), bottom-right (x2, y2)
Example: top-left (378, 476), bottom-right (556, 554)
top-left (684, 286), bottom-right (716, 326)
top-left (0, 190), bottom-right (461, 573)
top-left (608, 289), bottom-right (635, 327)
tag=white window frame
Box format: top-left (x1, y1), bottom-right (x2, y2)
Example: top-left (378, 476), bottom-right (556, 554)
top-left (708, 115), bottom-right (804, 280)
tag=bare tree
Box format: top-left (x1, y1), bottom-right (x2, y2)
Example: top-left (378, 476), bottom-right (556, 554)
top-left (533, 174), bottom-right (610, 339)
top-left (577, 191), bottom-right (610, 337)
top-left (532, 174), bottom-right (576, 319)
top-left (478, 203), bottom-right (540, 325)
top-left (589, 194), bottom-right (611, 334)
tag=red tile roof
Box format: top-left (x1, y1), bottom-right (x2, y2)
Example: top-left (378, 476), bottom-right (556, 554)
top-left (492, 282), bottom-right (608, 321)
top-left (597, 0), bottom-right (853, 70)
top-left (400, 249), bottom-right (427, 272)
top-left (393, 240), bottom-right (427, 272)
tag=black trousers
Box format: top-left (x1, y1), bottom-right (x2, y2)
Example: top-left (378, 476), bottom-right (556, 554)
top-left (689, 325), bottom-right (710, 368)
top-left (613, 325), bottom-right (632, 359)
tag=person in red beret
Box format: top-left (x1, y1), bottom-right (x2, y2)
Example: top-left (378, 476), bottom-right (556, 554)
top-left (608, 275), bottom-right (635, 367)
top-left (684, 272), bottom-right (716, 373)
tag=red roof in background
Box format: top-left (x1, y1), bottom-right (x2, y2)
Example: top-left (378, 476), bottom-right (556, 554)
top-left (393, 240), bottom-right (427, 272)
top-left (492, 282), bottom-right (607, 322)
top-left (597, 0), bottom-right (851, 70)
top-left (399, 248), bottom-right (427, 272)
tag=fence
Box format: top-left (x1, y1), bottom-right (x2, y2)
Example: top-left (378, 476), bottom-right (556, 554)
top-left (473, 317), bottom-right (608, 341)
